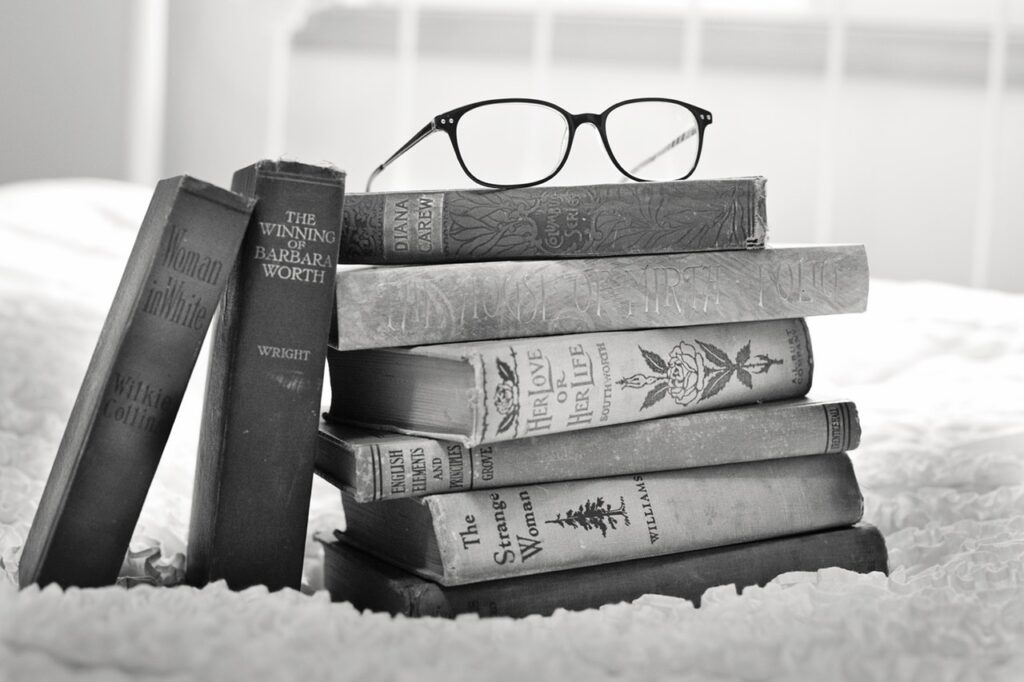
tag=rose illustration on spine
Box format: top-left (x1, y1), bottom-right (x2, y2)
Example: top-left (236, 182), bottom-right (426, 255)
top-left (494, 382), bottom-right (516, 415)
top-left (619, 338), bottom-right (782, 410)
top-left (493, 353), bottom-right (519, 435)
top-left (666, 341), bottom-right (706, 405)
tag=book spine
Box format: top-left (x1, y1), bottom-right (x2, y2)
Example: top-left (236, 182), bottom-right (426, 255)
top-left (325, 525), bottom-right (887, 618)
top-left (187, 161), bottom-right (345, 591)
top-left (333, 245), bottom-right (868, 350)
top-left (471, 317), bottom-right (810, 445)
top-left (321, 400), bottom-right (860, 502)
top-left (338, 178), bottom-right (766, 264)
top-left (428, 453), bottom-right (863, 585)
top-left (19, 177), bottom-right (253, 588)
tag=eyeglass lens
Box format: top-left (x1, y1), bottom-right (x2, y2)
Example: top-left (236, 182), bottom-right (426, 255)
top-left (605, 101), bottom-right (700, 182)
top-left (455, 102), bottom-right (570, 187)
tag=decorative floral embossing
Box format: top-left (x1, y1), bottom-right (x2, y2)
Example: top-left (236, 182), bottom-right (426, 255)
top-left (446, 192), bottom-right (543, 259)
top-left (340, 200), bottom-right (384, 260)
top-left (493, 356), bottom-right (519, 435)
top-left (618, 338), bottom-right (782, 410)
top-left (544, 496), bottom-right (630, 538)
top-left (588, 182), bottom-right (753, 254)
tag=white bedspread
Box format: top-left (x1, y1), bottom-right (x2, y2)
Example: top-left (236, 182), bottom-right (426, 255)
top-left (2, 180), bottom-right (1022, 681)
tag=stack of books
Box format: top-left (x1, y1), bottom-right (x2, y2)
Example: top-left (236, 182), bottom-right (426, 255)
top-left (315, 177), bottom-right (887, 617)
top-left (16, 163), bottom-right (886, 612)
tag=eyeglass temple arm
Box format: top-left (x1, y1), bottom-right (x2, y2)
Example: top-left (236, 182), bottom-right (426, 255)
top-left (366, 120), bottom-right (437, 191)
top-left (624, 125), bottom-right (699, 179)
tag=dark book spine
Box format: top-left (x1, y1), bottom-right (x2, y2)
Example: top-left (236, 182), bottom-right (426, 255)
top-left (18, 177), bottom-right (253, 588)
top-left (323, 525), bottom-right (888, 618)
top-left (317, 400), bottom-right (861, 502)
top-left (339, 177), bottom-right (767, 264)
top-left (187, 160), bottom-right (345, 591)
top-left (332, 245), bottom-right (869, 350)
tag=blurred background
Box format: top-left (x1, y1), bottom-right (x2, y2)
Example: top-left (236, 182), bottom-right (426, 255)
top-left (2, 0), bottom-right (1023, 291)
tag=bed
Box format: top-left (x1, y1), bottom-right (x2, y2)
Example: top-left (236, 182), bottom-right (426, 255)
top-left (2, 179), bottom-right (1022, 680)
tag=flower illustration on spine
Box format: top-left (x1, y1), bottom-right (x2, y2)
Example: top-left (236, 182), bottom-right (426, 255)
top-left (619, 338), bottom-right (782, 410)
top-left (545, 497), bottom-right (630, 538)
top-left (493, 355), bottom-right (519, 435)
top-left (666, 341), bottom-right (706, 405)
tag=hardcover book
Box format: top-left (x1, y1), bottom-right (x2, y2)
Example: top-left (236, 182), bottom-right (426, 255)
top-left (317, 398), bottom-right (860, 502)
top-left (339, 452), bottom-right (864, 586)
top-left (327, 318), bottom-right (813, 447)
top-left (331, 244), bottom-right (868, 349)
top-left (338, 177), bottom-right (767, 264)
top-left (19, 176), bottom-right (254, 588)
top-left (322, 525), bottom-right (888, 618)
top-left (187, 161), bottom-right (345, 591)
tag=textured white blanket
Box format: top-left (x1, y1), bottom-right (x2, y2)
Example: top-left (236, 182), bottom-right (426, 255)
top-left (2, 180), bottom-right (1022, 681)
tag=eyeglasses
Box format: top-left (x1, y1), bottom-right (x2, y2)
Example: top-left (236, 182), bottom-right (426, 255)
top-left (366, 97), bottom-right (713, 191)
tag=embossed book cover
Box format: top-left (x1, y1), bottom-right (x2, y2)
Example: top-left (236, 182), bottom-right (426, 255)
top-left (339, 177), bottom-right (767, 264)
top-left (332, 244), bottom-right (868, 350)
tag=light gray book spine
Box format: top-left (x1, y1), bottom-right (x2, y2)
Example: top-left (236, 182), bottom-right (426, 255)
top-left (333, 244), bottom-right (868, 350)
top-left (329, 318), bottom-right (813, 447)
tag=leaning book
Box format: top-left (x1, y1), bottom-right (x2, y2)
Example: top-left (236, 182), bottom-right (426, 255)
top-left (322, 525), bottom-right (888, 618)
top-left (19, 176), bottom-right (254, 588)
top-left (339, 453), bottom-right (864, 586)
top-left (187, 160), bottom-right (346, 592)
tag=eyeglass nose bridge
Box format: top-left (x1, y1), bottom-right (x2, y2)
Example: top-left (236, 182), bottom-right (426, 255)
top-left (568, 112), bottom-right (602, 129)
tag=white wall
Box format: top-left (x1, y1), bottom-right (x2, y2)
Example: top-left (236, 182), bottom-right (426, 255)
top-left (161, 0), bottom-right (290, 184)
top-left (0, 0), bottom-right (135, 183)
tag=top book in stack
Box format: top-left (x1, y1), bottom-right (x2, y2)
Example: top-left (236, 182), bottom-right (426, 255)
top-left (338, 177), bottom-right (767, 264)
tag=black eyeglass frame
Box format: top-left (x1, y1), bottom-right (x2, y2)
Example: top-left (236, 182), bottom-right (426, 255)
top-left (366, 97), bottom-right (714, 191)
